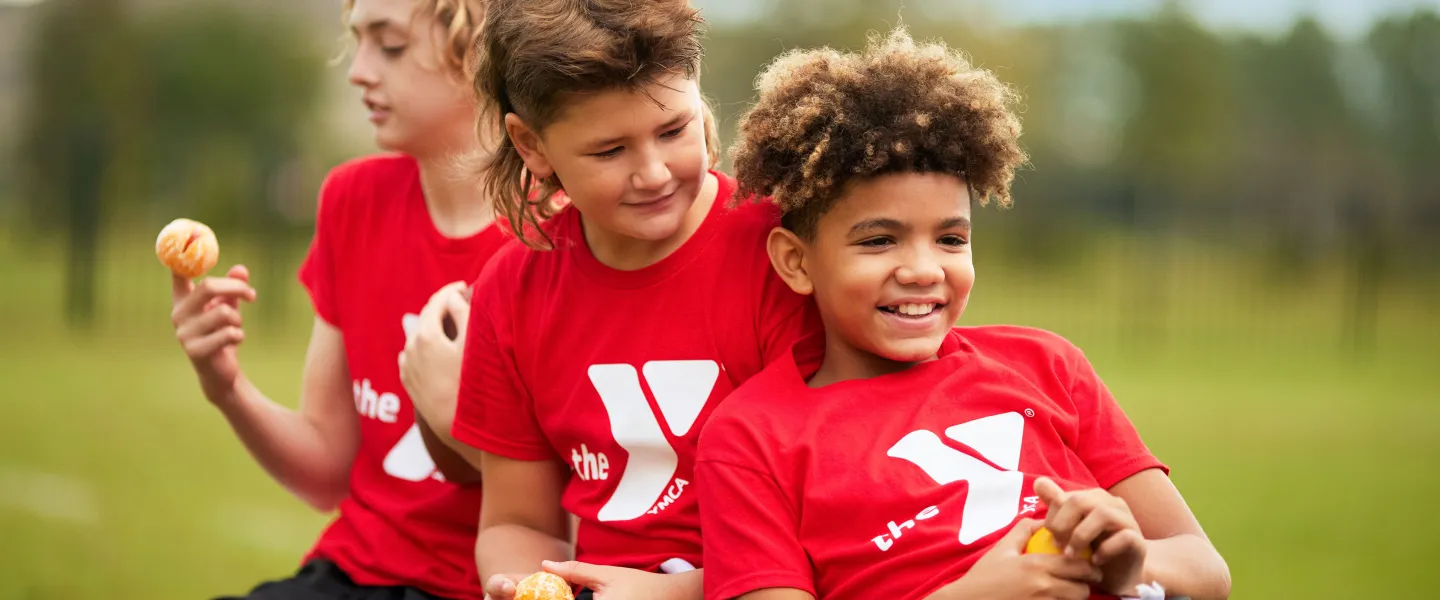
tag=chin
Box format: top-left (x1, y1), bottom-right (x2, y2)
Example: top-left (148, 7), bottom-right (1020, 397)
top-left (373, 135), bottom-right (401, 153)
top-left (620, 212), bottom-right (687, 241)
top-left (872, 336), bottom-right (948, 363)
top-left (372, 129), bottom-right (412, 154)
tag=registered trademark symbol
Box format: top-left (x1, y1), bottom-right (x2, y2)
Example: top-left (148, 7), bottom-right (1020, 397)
top-left (1024, 408), bottom-right (1035, 417)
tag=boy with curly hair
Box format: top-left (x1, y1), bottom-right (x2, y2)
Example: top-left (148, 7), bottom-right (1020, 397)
top-left (695, 27), bottom-right (1230, 600)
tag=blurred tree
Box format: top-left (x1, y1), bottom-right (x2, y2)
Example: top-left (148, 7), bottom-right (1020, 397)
top-left (1116, 1), bottom-right (1236, 214)
top-left (19, 1), bottom-right (324, 331)
top-left (1112, 2), bottom-right (1237, 352)
top-left (137, 6), bottom-right (323, 228)
top-left (1369, 11), bottom-right (1440, 268)
top-left (20, 0), bottom-right (135, 329)
top-left (135, 7), bottom-right (324, 326)
top-left (1232, 18), bottom-right (1361, 273)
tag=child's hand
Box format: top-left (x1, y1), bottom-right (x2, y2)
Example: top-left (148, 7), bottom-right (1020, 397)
top-left (484, 573), bottom-right (532, 600)
top-left (940, 518), bottom-right (1100, 600)
top-left (399, 281), bottom-right (470, 436)
top-left (171, 265), bottom-right (256, 403)
top-left (1034, 477), bottom-right (1147, 596)
top-left (542, 560), bottom-right (701, 600)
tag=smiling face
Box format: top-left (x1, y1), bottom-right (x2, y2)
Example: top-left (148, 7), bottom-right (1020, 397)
top-left (346, 0), bottom-right (475, 157)
top-left (770, 172), bottom-right (975, 382)
top-left (503, 74), bottom-right (713, 259)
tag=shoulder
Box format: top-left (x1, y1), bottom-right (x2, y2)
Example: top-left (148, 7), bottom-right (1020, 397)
top-left (700, 355), bottom-right (805, 462)
top-left (958, 325), bottom-right (1078, 354)
top-left (321, 153), bottom-right (415, 200)
top-left (472, 236), bottom-right (534, 306)
top-left (712, 172), bottom-right (783, 237)
top-left (954, 325), bottom-right (1086, 380)
top-left (471, 208), bottom-right (578, 307)
top-left (316, 153), bottom-right (417, 221)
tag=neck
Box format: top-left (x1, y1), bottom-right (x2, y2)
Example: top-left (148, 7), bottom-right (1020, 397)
top-left (807, 330), bottom-right (929, 388)
top-left (583, 171), bottom-right (718, 271)
top-left (414, 147), bottom-right (495, 239)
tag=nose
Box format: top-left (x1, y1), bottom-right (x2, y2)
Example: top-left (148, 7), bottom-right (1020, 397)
top-left (894, 245), bottom-right (944, 287)
top-left (630, 147), bottom-right (672, 192)
top-left (347, 45), bottom-right (378, 88)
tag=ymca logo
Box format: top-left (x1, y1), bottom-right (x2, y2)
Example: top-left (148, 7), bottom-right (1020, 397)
top-left (379, 312), bottom-right (442, 483)
top-left (586, 361), bottom-right (719, 522)
top-left (885, 411), bottom-right (1026, 545)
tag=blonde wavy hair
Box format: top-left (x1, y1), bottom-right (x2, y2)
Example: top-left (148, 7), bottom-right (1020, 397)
top-left (341, 0), bottom-right (486, 78)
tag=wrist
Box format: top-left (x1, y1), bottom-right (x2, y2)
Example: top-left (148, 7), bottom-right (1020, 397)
top-left (1110, 563), bottom-right (1158, 599)
top-left (206, 373), bottom-right (248, 410)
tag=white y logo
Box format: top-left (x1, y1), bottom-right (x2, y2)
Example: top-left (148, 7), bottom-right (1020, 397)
top-left (886, 412), bottom-right (1025, 544)
top-left (383, 312), bottom-right (441, 483)
top-left (587, 361), bottom-right (719, 522)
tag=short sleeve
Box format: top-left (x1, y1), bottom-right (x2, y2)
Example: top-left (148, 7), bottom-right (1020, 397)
top-left (297, 170), bottom-right (346, 328)
top-left (1067, 345), bottom-right (1168, 488)
top-left (451, 259), bottom-right (554, 461)
top-left (697, 416), bottom-right (814, 600)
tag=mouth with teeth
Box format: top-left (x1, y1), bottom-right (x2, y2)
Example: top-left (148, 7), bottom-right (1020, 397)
top-left (878, 302), bottom-right (945, 319)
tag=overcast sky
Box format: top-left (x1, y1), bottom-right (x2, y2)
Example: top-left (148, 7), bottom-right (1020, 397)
top-left (695, 0), bottom-right (1440, 39)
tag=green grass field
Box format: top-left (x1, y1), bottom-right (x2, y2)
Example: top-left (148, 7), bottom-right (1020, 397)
top-left (1, 229), bottom-right (1437, 599)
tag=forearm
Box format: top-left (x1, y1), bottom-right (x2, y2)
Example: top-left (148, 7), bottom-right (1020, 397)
top-left (475, 523), bottom-right (573, 582)
top-left (212, 374), bottom-right (353, 510)
top-left (416, 411), bottom-right (482, 484)
top-left (411, 389), bottom-right (466, 456)
top-left (922, 582), bottom-right (963, 600)
top-left (663, 569), bottom-right (704, 600)
top-left (1141, 534), bottom-right (1231, 599)
top-left (921, 575), bottom-right (979, 600)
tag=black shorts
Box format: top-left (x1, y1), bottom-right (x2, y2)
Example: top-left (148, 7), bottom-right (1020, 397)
top-left (214, 559), bottom-right (452, 600)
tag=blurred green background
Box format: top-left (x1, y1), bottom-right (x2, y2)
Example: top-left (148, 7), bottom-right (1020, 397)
top-left (1, 0), bottom-right (1437, 598)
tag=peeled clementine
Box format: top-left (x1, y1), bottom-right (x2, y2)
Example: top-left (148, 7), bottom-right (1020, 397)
top-left (155, 218), bottom-right (219, 279)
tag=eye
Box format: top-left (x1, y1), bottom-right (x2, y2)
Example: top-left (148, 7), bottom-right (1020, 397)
top-left (380, 45), bottom-right (406, 58)
top-left (590, 147), bottom-right (623, 159)
top-left (660, 123), bottom-right (687, 139)
top-left (939, 234), bottom-right (968, 248)
top-left (857, 236), bottom-right (895, 248)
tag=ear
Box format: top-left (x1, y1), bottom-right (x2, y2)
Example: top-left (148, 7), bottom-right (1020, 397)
top-left (503, 113), bottom-right (553, 179)
top-left (766, 227), bottom-right (814, 296)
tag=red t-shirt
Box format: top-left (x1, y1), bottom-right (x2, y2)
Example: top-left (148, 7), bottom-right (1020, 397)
top-left (297, 154), bottom-right (510, 600)
top-left (452, 171), bottom-right (818, 572)
top-left (696, 326), bottom-right (1167, 600)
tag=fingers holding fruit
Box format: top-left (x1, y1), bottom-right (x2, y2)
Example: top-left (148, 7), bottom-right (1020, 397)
top-left (1034, 477), bottom-right (1138, 558)
top-left (515, 572), bottom-right (574, 600)
top-left (1033, 477), bottom-right (1147, 596)
top-left (159, 218), bottom-right (253, 393)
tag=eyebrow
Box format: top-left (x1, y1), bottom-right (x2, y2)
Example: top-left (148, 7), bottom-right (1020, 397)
top-left (350, 18), bottom-right (401, 36)
top-left (849, 218), bottom-right (906, 236)
top-left (942, 217), bottom-right (972, 232)
top-left (584, 110), bottom-right (695, 151)
top-left (848, 216), bottom-right (972, 236)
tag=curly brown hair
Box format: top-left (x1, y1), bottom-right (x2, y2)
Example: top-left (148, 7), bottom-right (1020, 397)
top-left (474, 0), bottom-right (721, 249)
top-left (730, 27), bottom-right (1028, 238)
